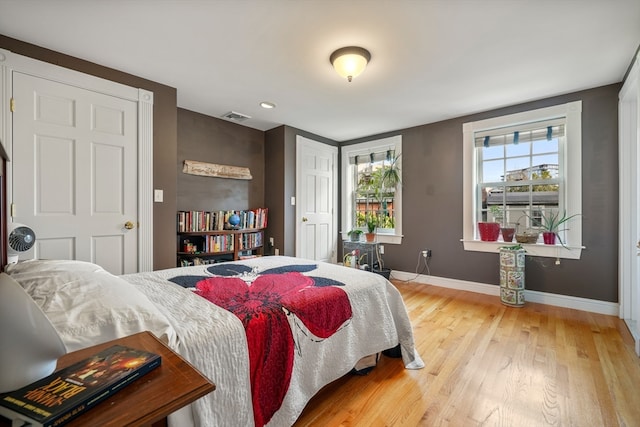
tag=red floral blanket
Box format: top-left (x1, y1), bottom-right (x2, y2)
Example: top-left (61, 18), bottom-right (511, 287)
top-left (169, 263), bottom-right (353, 426)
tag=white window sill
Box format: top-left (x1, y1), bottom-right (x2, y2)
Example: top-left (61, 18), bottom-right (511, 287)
top-left (341, 233), bottom-right (403, 245)
top-left (461, 239), bottom-right (583, 260)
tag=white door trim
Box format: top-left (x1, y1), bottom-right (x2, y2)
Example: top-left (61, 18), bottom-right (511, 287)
top-left (0, 48), bottom-right (153, 272)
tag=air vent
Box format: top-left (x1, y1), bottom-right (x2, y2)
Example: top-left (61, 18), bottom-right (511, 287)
top-left (221, 111), bottom-right (251, 122)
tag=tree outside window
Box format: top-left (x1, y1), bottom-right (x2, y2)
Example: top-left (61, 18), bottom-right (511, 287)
top-left (354, 152), bottom-right (400, 233)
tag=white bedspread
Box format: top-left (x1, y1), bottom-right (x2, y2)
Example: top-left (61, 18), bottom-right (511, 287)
top-left (122, 256), bottom-right (423, 427)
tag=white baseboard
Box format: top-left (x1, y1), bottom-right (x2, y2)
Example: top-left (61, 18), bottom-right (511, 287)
top-left (390, 270), bottom-right (619, 316)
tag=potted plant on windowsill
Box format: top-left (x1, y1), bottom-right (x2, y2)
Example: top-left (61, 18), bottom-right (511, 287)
top-left (538, 210), bottom-right (581, 246)
top-left (365, 215), bottom-right (377, 242)
top-left (478, 205), bottom-right (501, 241)
top-left (489, 205), bottom-right (516, 242)
top-left (347, 229), bottom-right (363, 242)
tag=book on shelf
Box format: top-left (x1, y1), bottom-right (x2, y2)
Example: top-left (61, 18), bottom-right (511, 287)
top-left (0, 345), bottom-right (161, 427)
top-left (177, 207), bottom-right (268, 233)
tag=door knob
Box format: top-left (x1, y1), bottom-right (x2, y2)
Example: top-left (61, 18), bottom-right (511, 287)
top-left (302, 217), bottom-right (308, 222)
top-left (124, 221), bottom-right (135, 230)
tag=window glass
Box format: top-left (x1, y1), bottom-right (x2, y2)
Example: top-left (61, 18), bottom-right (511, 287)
top-left (341, 136), bottom-right (402, 244)
top-left (354, 157), bottom-right (397, 233)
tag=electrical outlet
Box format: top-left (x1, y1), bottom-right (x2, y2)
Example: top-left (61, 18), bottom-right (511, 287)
top-left (422, 249), bottom-right (432, 258)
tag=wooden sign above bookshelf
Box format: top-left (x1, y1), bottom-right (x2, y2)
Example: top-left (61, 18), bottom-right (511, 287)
top-left (182, 160), bottom-right (252, 180)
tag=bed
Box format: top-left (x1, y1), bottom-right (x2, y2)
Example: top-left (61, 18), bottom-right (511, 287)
top-left (4, 255), bottom-right (424, 427)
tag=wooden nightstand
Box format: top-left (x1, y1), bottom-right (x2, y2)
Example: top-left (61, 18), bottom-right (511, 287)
top-left (0, 331), bottom-right (215, 427)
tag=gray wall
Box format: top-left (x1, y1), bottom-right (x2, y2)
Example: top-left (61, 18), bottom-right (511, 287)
top-left (177, 109), bottom-right (265, 212)
top-left (0, 35), bottom-right (621, 302)
top-left (344, 84), bottom-right (620, 302)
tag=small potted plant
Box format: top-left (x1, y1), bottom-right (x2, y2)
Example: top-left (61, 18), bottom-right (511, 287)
top-left (538, 209), bottom-right (581, 245)
top-left (514, 214), bottom-right (539, 244)
top-left (489, 205), bottom-right (516, 242)
top-left (347, 229), bottom-right (363, 242)
top-left (478, 206), bottom-right (501, 241)
top-left (365, 214), bottom-right (377, 242)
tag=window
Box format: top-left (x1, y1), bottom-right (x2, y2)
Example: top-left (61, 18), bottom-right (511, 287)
top-left (341, 136), bottom-right (402, 244)
top-left (463, 101), bottom-right (583, 259)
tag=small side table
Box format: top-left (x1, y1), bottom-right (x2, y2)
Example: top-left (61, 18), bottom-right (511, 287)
top-left (0, 331), bottom-right (215, 427)
top-left (343, 240), bottom-right (379, 269)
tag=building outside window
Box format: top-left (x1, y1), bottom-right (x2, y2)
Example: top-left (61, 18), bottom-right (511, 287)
top-left (479, 121), bottom-right (563, 230)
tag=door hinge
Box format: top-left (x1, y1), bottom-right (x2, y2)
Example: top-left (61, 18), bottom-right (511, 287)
top-left (10, 98), bottom-right (15, 113)
top-left (10, 203), bottom-right (16, 217)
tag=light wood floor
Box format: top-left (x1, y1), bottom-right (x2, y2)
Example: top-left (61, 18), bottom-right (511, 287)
top-left (294, 280), bottom-right (640, 427)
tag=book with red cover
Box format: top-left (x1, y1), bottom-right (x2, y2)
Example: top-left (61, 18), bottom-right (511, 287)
top-left (0, 345), bottom-right (161, 427)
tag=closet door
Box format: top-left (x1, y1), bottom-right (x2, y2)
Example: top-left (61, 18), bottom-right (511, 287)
top-left (619, 52), bottom-right (640, 355)
top-left (12, 72), bottom-right (138, 274)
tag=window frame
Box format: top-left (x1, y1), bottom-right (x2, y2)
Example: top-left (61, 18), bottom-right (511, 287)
top-left (341, 135), bottom-right (402, 245)
top-left (462, 101), bottom-right (583, 259)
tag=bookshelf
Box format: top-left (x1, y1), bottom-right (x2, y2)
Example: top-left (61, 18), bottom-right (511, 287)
top-left (177, 209), bottom-right (267, 266)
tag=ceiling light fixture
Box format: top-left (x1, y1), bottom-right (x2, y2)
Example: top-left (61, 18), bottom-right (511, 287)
top-left (260, 101), bottom-right (276, 109)
top-left (330, 46), bottom-right (371, 82)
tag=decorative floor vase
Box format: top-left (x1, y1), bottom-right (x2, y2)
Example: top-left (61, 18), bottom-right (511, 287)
top-left (499, 247), bottom-right (526, 307)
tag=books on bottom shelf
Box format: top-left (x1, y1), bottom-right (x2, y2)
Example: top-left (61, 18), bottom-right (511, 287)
top-left (0, 345), bottom-right (161, 427)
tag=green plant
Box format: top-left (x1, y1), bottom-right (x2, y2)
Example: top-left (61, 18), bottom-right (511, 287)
top-left (380, 153), bottom-right (402, 189)
top-left (539, 210), bottom-right (581, 233)
top-left (500, 244), bottom-right (524, 251)
top-left (347, 229), bottom-right (363, 241)
top-left (488, 205), bottom-right (504, 224)
top-left (526, 209), bottom-right (581, 246)
top-left (366, 214), bottom-right (378, 233)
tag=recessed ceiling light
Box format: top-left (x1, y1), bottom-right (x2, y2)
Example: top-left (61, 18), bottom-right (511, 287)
top-left (260, 101), bottom-right (276, 109)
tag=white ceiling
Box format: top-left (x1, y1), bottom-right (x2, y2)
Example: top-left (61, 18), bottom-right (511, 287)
top-left (1, 0), bottom-right (639, 142)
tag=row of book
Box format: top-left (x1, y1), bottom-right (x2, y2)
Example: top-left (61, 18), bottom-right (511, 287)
top-left (182, 234), bottom-right (234, 254)
top-left (177, 208), bottom-right (268, 233)
top-left (239, 232), bottom-right (263, 250)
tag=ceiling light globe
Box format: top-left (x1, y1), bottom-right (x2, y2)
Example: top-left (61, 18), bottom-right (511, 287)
top-left (330, 47), bottom-right (371, 82)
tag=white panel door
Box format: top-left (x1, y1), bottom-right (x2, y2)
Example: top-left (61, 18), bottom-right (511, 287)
top-left (12, 72), bottom-right (138, 274)
top-left (619, 53), bottom-right (640, 356)
top-left (296, 136), bottom-right (337, 263)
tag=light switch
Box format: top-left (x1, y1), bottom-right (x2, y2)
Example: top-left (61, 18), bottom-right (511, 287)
top-left (154, 189), bottom-right (164, 202)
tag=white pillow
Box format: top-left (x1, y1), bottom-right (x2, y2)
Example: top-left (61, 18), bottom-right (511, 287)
top-left (5, 259), bottom-right (177, 352)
